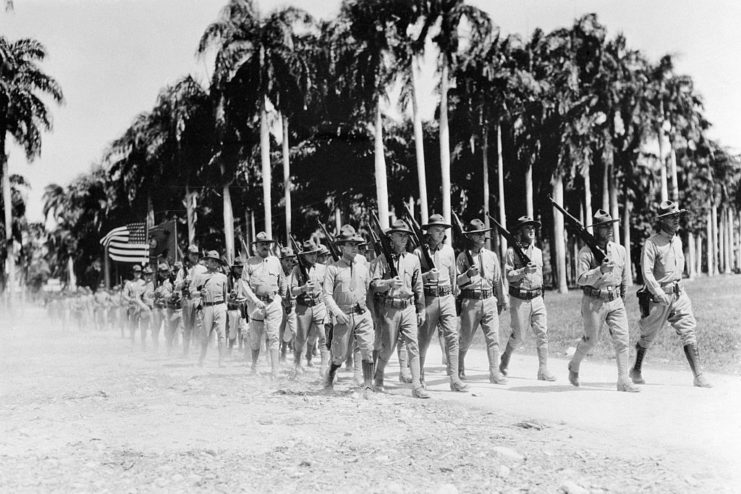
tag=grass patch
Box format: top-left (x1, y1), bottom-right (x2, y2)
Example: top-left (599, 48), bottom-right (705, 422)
top-left (471, 274), bottom-right (741, 375)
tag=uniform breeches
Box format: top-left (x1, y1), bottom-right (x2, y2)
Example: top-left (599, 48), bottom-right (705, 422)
top-left (638, 290), bottom-right (697, 348)
top-left (279, 307), bottom-right (297, 344)
top-left (201, 304), bottom-right (227, 346)
top-left (294, 304), bottom-right (327, 355)
top-left (330, 311), bottom-right (374, 365)
top-left (418, 294), bottom-right (458, 361)
top-left (165, 308), bottom-right (182, 348)
top-left (248, 296), bottom-right (283, 351)
top-left (459, 296), bottom-right (500, 354)
top-left (507, 295), bottom-right (548, 350)
top-left (572, 296), bottom-right (629, 370)
top-left (375, 305), bottom-right (419, 363)
top-left (152, 308), bottom-right (166, 343)
top-left (226, 309), bottom-right (243, 341)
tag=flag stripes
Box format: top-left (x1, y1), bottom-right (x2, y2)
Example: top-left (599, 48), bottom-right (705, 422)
top-left (100, 222), bottom-right (149, 263)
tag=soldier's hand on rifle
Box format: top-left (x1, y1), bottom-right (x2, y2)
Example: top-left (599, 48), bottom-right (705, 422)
top-left (426, 268), bottom-right (440, 281)
top-left (255, 300), bottom-right (266, 310)
top-left (600, 258), bottom-right (615, 274)
top-left (466, 266), bottom-right (479, 278)
top-left (656, 292), bottom-right (671, 306)
top-left (390, 276), bottom-right (403, 289)
top-left (303, 280), bottom-right (316, 293)
top-left (335, 311), bottom-right (350, 325)
top-left (525, 263), bottom-right (538, 274)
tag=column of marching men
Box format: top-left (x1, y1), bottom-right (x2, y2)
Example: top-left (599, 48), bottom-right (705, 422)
top-left (46, 199), bottom-right (713, 396)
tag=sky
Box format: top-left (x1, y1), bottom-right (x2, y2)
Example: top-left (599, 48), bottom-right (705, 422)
top-left (3, 0), bottom-right (741, 222)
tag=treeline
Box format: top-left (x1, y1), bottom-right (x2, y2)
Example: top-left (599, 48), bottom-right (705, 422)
top-left (27, 0), bottom-right (741, 290)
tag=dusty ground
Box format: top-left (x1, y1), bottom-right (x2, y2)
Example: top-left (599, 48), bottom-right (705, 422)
top-left (1, 304), bottom-right (740, 493)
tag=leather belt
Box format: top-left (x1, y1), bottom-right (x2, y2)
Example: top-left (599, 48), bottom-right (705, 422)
top-left (660, 281), bottom-right (682, 295)
top-left (339, 304), bottom-right (368, 315)
top-left (296, 295), bottom-right (322, 307)
top-left (423, 285), bottom-right (452, 297)
top-left (257, 294), bottom-right (274, 304)
top-left (202, 301), bottom-right (225, 307)
top-left (582, 286), bottom-right (620, 301)
top-left (509, 286), bottom-right (542, 300)
top-left (460, 289), bottom-right (493, 300)
top-left (383, 297), bottom-right (413, 309)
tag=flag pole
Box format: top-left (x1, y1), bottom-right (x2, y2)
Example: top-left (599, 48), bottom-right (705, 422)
top-left (104, 244), bottom-right (111, 289)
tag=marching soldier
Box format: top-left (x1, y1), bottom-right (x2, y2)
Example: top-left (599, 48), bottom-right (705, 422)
top-left (456, 218), bottom-right (508, 384)
top-left (226, 260), bottom-right (247, 357)
top-left (192, 251), bottom-right (229, 366)
top-left (415, 214), bottom-right (468, 392)
top-left (152, 262), bottom-right (173, 352)
top-left (371, 219), bottom-right (429, 399)
top-left (122, 265), bottom-right (147, 348)
top-left (175, 245), bottom-right (207, 357)
top-left (291, 240), bottom-right (329, 376)
top-left (322, 225), bottom-right (375, 392)
top-left (165, 263), bottom-right (184, 354)
top-left (631, 201), bottom-right (712, 388)
top-left (500, 216), bottom-right (556, 381)
top-left (278, 247), bottom-right (298, 363)
top-left (139, 266), bottom-right (156, 350)
top-left (568, 210), bottom-right (639, 392)
top-left (93, 280), bottom-right (111, 331)
top-left (241, 232), bottom-right (287, 379)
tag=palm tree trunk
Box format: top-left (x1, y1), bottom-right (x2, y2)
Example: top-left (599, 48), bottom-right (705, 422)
top-left (707, 207), bottom-right (714, 276)
top-left (601, 160), bottom-right (609, 211)
top-left (147, 194), bottom-right (154, 228)
top-left (695, 232), bottom-right (703, 275)
top-left (497, 124), bottom-right (507, 259)
top-left (669, 146), bottom-right (679, 202)
top-left (1, 145), bottom-right (14, 295)
top-left (688, 231), bottom-right (696, 279)
top-left (736, 208), bottom-right (741, 271)
top-left (658, 131), bottom-right (668, 203)
top-left (583, 165), bottom-right (593, 234)
top-left (712, 203), bottom-right (719, 274)
top-left (552, 175), bottom-right (568, 293)
top-left (374, 102), bottom-right (390, 230)
top-left (185, 185), bottom-right (196, 246)
top-left (439, 61), bottom-right (452, 233)
top-left (609, 167), bottom-right (620, 243)
top-left (220, 162), bottom-right (235, 263)
top-left (282, 114), bottom-right (291, 245)
top-left (482, 125), bottom-right (490, 250)
top-left (260, 94), bottom-right (272, 238)
top-left (411, 57), bottom-right (428, 224)
top-left (622, 194), bottom-right (632, 283)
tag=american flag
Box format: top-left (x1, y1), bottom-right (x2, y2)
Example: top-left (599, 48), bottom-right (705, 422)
top-left (100, 222), bottom-right (149, 263)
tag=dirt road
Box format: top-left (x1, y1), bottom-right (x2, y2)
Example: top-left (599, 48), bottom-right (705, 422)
top-left (1, 305), bottom-right (739, 493)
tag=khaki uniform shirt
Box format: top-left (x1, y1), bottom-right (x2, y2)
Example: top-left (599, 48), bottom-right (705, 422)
top-left (123, 279), bottom-right (146, 306)
top-left (194, 270), bottom-right (228, 304)
top-left (241, 255), bottom-right (286, 304)
top-left (415, 242), bottom-right (457, 292)
top-left (641, 231), bottom-right (684, 298)
top-left (505, 244), bottom-right (544, 290)
top-left (371, 251), bottom-right (425, 313)
top-left (576, 242), bottom-right (630, 290)
top-left (175, 263), bottom-right (207, 297)
top-left (153, 279), bottom-right (173, 308)
top-left (323, 256), bottom-right (371, 314)
top-left (291, 263), bottom-right (327, 300)
top-left (456, 248), bottom-right (507, 304)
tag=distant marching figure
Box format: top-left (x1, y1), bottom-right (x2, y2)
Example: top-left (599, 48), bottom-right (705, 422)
top-left (122, 264), bottom-right (147, 348)
top-left (175, 246), bottom-right (207, 357)
top-left (568, 210), bottom-right (639, 392)
top-left (631, 201), bottom-right (712, 388)
top-left (195, 251), bottom-right (229, 367)
top-left (500, 216), bottom-right (556, 381)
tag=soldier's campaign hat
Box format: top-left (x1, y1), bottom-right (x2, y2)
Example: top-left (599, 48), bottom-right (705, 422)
top-left (299, 240), bottom-right (321, 255)
top-left (173, 261), bottom-right (183, 271)
top-left (280, 246), bottom-right (297, 258)
top-left (254, 231), bottom-right (276, 243)
top-left (586, 209), bottom-right (620, 228)
top-left (386, 218), bottom-right (413, 235)
top-left (512, 215), bottom-right (541, 231)
top-left (201, 250), bottom-right (226, 264)
top-left (335, 225), bottom-right (364, 244)
top-left (142, 266), bottom-right (154, 275)
top-left (132, 264), bottom-right (142, 272)
top-left (422, 213), bottom-right (451, 230)
top-left (187, 245), bottom-right (199, 255)
top-left (231, 260), bottom-right (244, 268)
top-left (656, 200), bottom-right (688, 218)
top-left (318, 244), bottom-right (331, 256)
top-left (463, 218), bottom-right (492, 234)
top-left (157, 262), bottom-right (170, 272)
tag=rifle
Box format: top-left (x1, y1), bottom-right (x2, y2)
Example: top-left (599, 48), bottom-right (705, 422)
top-left (486, 213), bottom-right (532, 266)
top-left (289, 234), bottom-right (310, 283)
top-left (317, 221), bottom-right (341, 262)
top-left (451, 212), bottom-right (474, 267)
top-left (403, 204), bottom-right (435, 272)
top-left (368, 228), bottom-right (383, 259)
top-left (370, 212), bottom-right (398, 278)
top-left (548, 195), bottom-right (607, 264)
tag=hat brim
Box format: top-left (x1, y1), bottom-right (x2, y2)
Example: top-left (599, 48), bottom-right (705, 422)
top-left (422, 222), bottom-right (452, 230)
top-left (514, 220), bottom-right (541, 230)
top-left (299, 248), bottom-right (321, 255)
top-left (657, 209), bottom-right (687, 218)
top-left (463, 228), bottom-right (492, 234)
top-left (201, 256), bottom-right (226, 264)
top-left (386, 228), bottom-right (413, 235)
top-left (586, 218), bottom-right (620, 228)
top-left (254, 239), bottom-right (276, 244)
top-left (335, 237), bottom-right (364, 244)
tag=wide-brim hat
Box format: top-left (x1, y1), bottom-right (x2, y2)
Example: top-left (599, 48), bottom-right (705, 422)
top-left (142, 266), bottom-right (154, 275)
top-left (299, 240), bottom-right (321, 255)
top-left (231, 260), bottom-right (244, 268)
top-left (463, 218), bottom-right (491, 234)
top-left (187, 245), bottom-right (199, 255)
top-left (336, 224), bottom-right (364, 244)
top-left (132, 264), bottom-right (142, 272)
top-left (254, 231), bottom-right (276, 243)
top-left (317, 244), bottom-right (331, 255)
top-left (386, 219), bottom-right (413, 235)
top-left (157, 262), bottom-right (170, 272)
top-left (586, 209), bottom-right (620, 228)
top-left (512, 215), bottom-right (541, 231)
top-left (280, 246), bottom-right (297, 259)
top-left (201, 250), bottom-right (226, 264)
top-left (656, 200), bottom-right (688, 218)
top-left (422, 213), bottom-right (451, 230)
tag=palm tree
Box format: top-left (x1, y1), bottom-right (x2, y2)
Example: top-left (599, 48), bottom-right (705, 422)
top-left (0, 36), bottom-right (64, 293)
top-left (427, 0), bottom-right (491, 230)
top-left (198, 0), bottom-right (312, 239)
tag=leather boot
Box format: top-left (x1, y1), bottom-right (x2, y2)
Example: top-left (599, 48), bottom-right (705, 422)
top-left (352, 352), bottom-right (363, 387)
top-left (536, 347), bottom-right (556, 381)
top-left (458, 350), bottom-right (467, 380)
top-left (325, 362), bottom-right (341, 389)
top-left (279, 343), bottom-right (287, 362)
top-left (321, 348), bottom-right (331, 379)
top-left (446, 346), bottom-right (468, 392)
top-left (293, 349), bottom-right (305, 376)
top-left (499, 341), bottom-right (514, 376)
top-left (630, 343), bottom-right (647, 384)
top-left (684, 344), bottom-right (712, 388)
top-left (398, 344), bottom-right (412, 383)
top-left (438, 330), bottom-right (448, 367)
top-left (374, 358), bottom-right (387, 392)
top-left (567, 361), bottom-right (580, 387)
top-left (361, 360), bottom-right (375, 391)
top-left (270, 348), bottom-right (280, 380)
top-left (616, 347), bottom-right (639, 392)
top-left (488, 346), bottom-right (508, 385)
